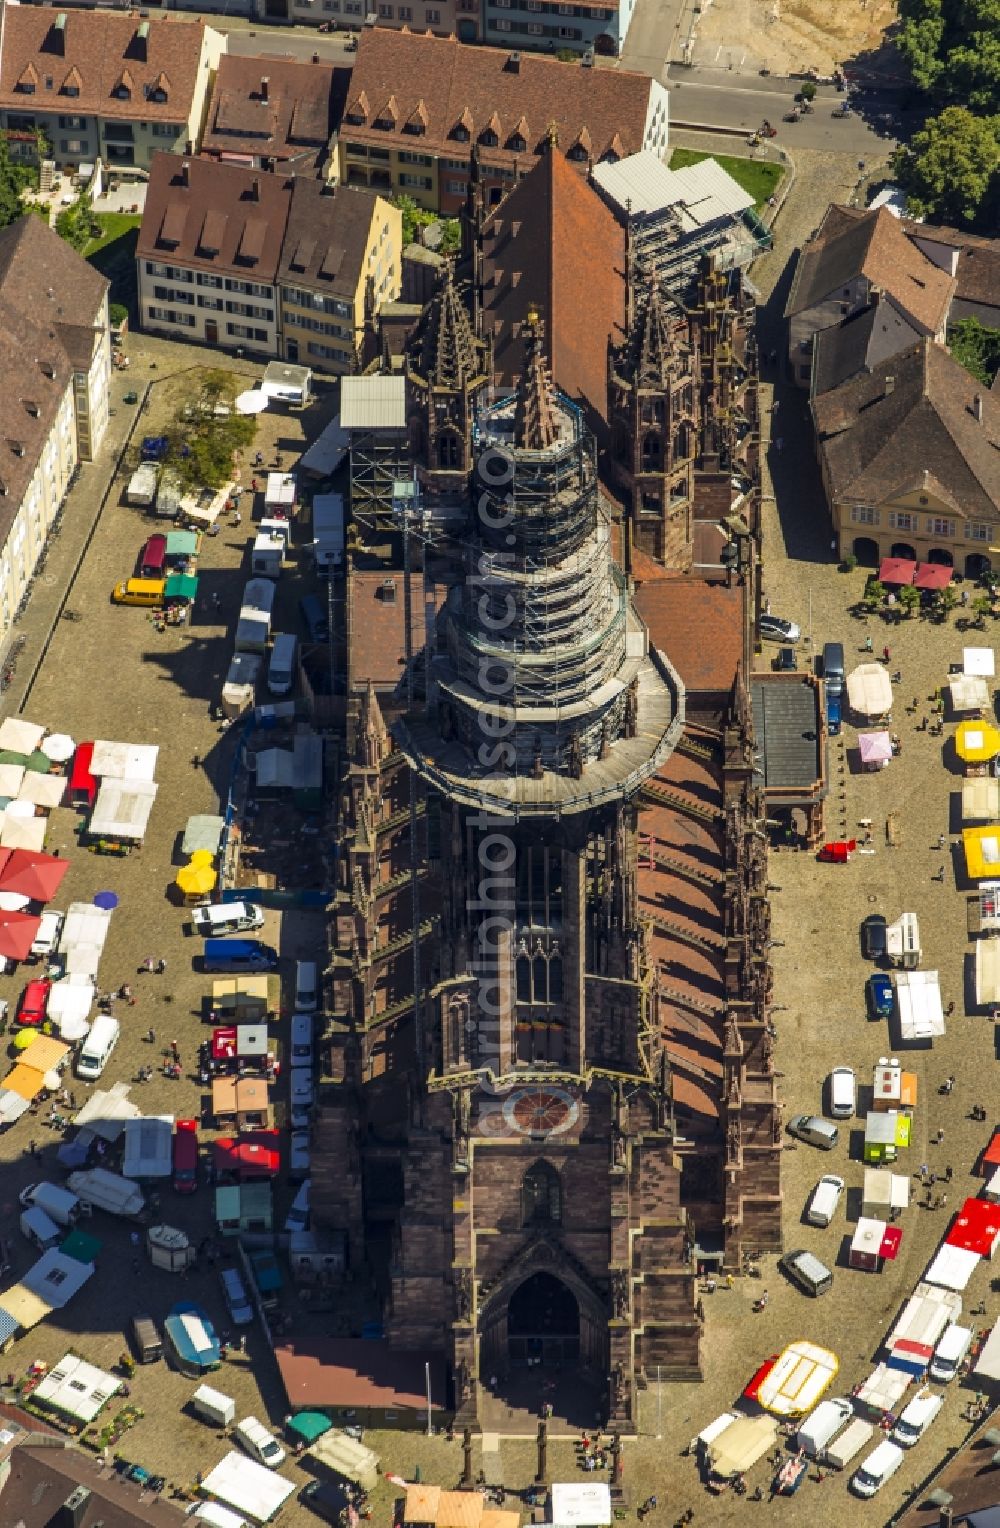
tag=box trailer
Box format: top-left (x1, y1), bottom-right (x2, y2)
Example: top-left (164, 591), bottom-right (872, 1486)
top-left (312, 492), bottom-right (344, 572)
top-left (126, 463), bottom-right (158, 507)
top-left (895, 969), bottom-right (945, 1043)
top-left (706, 1414), bottom-right (778, 1482)
top-left (855, 1362), bottom-right (912, 1417)
top-left (235, 579), bottom-right (275, 656)
top-left (885, 1281), bottom-right (963, 1374)
top-left (823, 1416), bottom-right (874, 1469)
top-left (974, 1321), bottom-right (1000, 1383)
top-left (796, 1397), bottom-right (854, 1457)
top-left (122, 1117), bottom-right (174, 1181)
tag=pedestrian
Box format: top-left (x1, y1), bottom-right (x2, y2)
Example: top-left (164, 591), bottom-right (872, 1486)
top-left (864, 635), bottom-right (874, 653)
top-left (119, 984), bottom-right (132, 1001)
top-left (250, 476), bottom-right (258, 493)
top-left (146, 1027), bottom-right (156, 1044)
top-left (937, 1127), bottom-right (945, 1144)
top-left (938, 1192), bottom-right (948, 1209)
top-left (156, 958), bottom-right (167, 975)
top-left (945, 1164), bottom-right (953, 1182)
top-left (946, 1001), bottom-right (955, 1016)
top-left (232, 509), bottom-right (242, 527)
top-left (933, 866), bottom-right (945, 882)
top-left (170, 1039), bottom-right (179, 1060)
top-left (883, 645), bottom-right (891, 663)
top-left (254, 450), bottom-right (263, 467)
top-left (937, 832), bottom-right (946, 848)
top-left (68, 1092), bottom-right (76, 1108)
top-left (919, 1162), bottom-right (929, 1181)
top-left (239, 1334), bottom-right (247, 1353)
top-left (929, 1172), bottom-right (937, 1187)
top-left (140, 956), bottom-right (154, 974)
top-left (130, 1230), bottom-right (140, 1248)
top-left (29, 1138), bottom-right (38, 1158)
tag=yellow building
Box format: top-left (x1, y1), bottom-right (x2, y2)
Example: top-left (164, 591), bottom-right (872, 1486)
top-left (277, 180), bottom-right (401, 375)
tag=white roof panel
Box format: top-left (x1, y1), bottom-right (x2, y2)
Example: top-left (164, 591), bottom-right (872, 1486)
top-left (90, 779), bottom-right (157, 841)
top-left (592, 149), bottom-right (754, 224)
top-left (551, 1483), bottom-right (612, 1528)
top-left (90, 741), bottom-right (159, 781)
top-left (202, 1451), bottom-right (295, 1523)
top-left (340, 375), bottom-right (406, 431)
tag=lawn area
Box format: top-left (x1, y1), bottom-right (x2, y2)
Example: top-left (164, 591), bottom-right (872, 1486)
top-left (82, 211), bottom-right (141, 259)
top-left (669, 148), bottom-right (783, 208)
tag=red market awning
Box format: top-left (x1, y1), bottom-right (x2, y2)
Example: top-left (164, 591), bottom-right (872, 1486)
top-left (212, 1131), bottom-right (281, 1179)
top-left (880, 1225), bottom-right (903, 1260)
top-left (879, 557), bottom-right (917, 586)
top-left (983, 1131), bottom-right (1000, 1170)
top-left (946, 1198), bottom-right (1000, 1257)
top-left (0, 849), bottom-right (70, 903)
top-left (743, 1355), bottom-right (779, 1402)
top-left (913, 562), bottom-right (953, 590)
top-left (212, 1026), bottom-right (238, 1061)
top-left (0, 908), bottom-right (41, 961)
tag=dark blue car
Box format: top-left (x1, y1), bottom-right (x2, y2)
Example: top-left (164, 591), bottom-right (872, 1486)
top-left (867, 972), bottom-right (894, 1020)
top-left (827, 690), bottom-right (842, 735)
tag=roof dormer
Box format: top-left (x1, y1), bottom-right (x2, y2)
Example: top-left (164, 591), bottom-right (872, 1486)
top-left (345, 89), bottom-right (369, 126)
top-left (374, 94), bottom-right (399, 131)
top-left (16, 64), bottom-right (38, 96)
top-left (59, 66), bottom-right (82, 98)
top-left (450, 105), bottom-right (473, 142)
top-left (403, 99), bottom-right (428, 136)
top-left (507, 115), bottom-right (529, 153)
top-left (112, 68), bottom-right (134, 101)
top-left (479, 111), bottom-right (501, 149)
top-left (567, 125), bottom-right (592, 162)
top-left (146, 71), bottom-right (170, 104)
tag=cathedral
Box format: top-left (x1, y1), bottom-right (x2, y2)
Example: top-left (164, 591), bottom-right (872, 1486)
top-left (313, 172), bottom-right (781, 1430)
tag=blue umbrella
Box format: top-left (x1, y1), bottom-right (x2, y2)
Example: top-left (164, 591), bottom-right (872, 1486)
top-left (93, 891), bottom-right (119, 910)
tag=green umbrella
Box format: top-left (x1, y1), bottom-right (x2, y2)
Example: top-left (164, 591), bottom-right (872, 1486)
top-left (0, 751), bottom-right (27, 766)
top-left (164, 573), bottom-right (199, 604)
top-left (60, 1229), bottom-right (102, 1265)
top-left (23, 750), bottom-right (52, 773)
top-left (288, 1411), bottom-right (332, 1444)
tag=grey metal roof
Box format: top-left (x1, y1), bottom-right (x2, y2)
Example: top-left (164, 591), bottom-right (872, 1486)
top-left (339, 375), bottom-right (407, 431)
top-left (592, 150), bottom-right (754, 227)
top-left (750, 676), bottom-right (822, 791)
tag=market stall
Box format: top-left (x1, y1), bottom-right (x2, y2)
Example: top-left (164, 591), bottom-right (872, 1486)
top-left (955, 720), bottom-right (1000, 772)
top-left (847, 664), bottom-right (894, 719)
top-left (949, 674), bottom-right (990, 715)
top-left (871, 1058), bottom-right (917, 1112)
top-left (963, 647), bottom-right (995, 677)
top-left (88, 779), bottom-right (157, 854)
top-left (757, 1341), bottom-right (838, 1418)
top-left (895, 969), bottom-right (946, 1043)
top-left (862, 1167), bottom-right (910, 1219)
top-left (863, 1110), bottom-right (910, 1164)
top-left (211, 1075), bottom-right (271, 1130)
top-left (181, 814), bottom-right (225, 858)
top-left (848, 1218), bottom-right (902, 1272)
top-left (976, 939), bottom-right (1000, 1005)
top-left (964, 825), bottom-right (1000, 879)
top-left (859, 730), bottom-right (893, 771)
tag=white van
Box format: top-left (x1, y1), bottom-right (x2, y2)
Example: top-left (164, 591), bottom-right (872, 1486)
top-left (692, 1411), bottom-right (738, 1456)
top-left (76, 1013), bottom-right (120, 1079)
top-left (267, 633), bottom-right (297, 697)
top-left (191, 901), bottom-right (265, 937)
top-left (892, 1389), bottom-right (944, 1447)
top-left (234, 1415), bottom-right (286, 1469)
top-left (186, 1505), bottom-right (249, 1528)
top-left (20, 1204), bottom-right (62, 1251)
top-left (190, 1384), bottom-right (236, 1428)
top-left (852, 1440), bottom-right (905, 1497)
top-left (829, 1066), bottom-right (857, 1118)
top-left (806, 1174), bottom-right (845, 1228)
top-left (930, 1323), bottom-right (975, 1383)
top-left (294, 959), bottom-right (318, 1013)
top-left (291, 1013), bottom-right (313, 1064)
top-left (796, 1397), bottom-right (854, 1457)
top-left (30, 910), bottom-right (64, 963)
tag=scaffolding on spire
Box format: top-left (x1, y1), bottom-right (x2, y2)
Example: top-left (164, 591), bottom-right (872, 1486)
top-left (514, 309), bottom-right (558, 451)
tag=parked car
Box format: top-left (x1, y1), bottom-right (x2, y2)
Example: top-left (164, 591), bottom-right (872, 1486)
top-left (774, 646), bottom-right (797, 672)
top-left (16, 978), bottom-right (52, 1028)
top-left (787, 1114), bottom-right (839, 1150)
top-left (289, 1131), bottom-right (311, 1181)
top-left (760, 613), bottom-right (801, 643)
top-left (219, 1266), bottom-right (254, 1326)
top-left (301, 1480), bottom-right (347, 1524)
top-left (284, 1178), bottom-right (310, 1235)
top-left (827, 690), bottom-right (842, 735)
top-left (867, 973), bottom-right (894, 1020)
top-left (290, 1068), bottom-right (314, 1130)
top-left (29, 911), bottom-right (64, 963)
top-left (779, 1248), bottom-right (834, 1296)
top-left (860, 914), bottom-right (887, 961)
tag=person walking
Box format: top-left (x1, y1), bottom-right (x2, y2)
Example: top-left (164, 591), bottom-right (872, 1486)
top-left (156, 958), bottom-right (167, 975)
top-left (937, 1127), bottom-right (945, 1144)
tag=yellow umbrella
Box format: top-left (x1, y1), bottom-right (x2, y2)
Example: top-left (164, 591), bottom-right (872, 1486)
top-left (176, 862), bottom-right (217, 897)
top-left (189, 849), bottom-right (215, 866)
top-left (13, 1028), bottom-right (37, 1051)
top-left (963, 824), bottom-right (1000, 879)
top-left (956, 720), bottom-right (1000, 764)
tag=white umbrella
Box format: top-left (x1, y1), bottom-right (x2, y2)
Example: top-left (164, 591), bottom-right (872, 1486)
top-left (42, 1069), bottom-right (62, 1091)
top-left (236, 389), bottom-right (269, 415)
top-left (0, 891), bottom-right (30, 911)
top-left (4, 799), bottom-right (34, 818)
top-left (41, 733), bottom-right (75, 764)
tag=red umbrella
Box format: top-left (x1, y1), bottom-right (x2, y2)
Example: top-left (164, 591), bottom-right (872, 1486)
top-left (878, 556), bottom-right (917, 587)
top-left (0, 849), bottom-right (70, 903)
top-left (913, 562), bottom-right (953, 590)
top-left (0, 909), bottom-right (42, 962)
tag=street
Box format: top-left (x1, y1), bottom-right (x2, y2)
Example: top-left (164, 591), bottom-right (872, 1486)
top-left (666, 67), bottom-right (905, 155)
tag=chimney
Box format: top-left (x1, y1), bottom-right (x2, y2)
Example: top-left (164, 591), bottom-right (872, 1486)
top-left (251, 176), bottom-right (260, 201)
top-left (49, 1485), bottom-right (92, 1528)
top-left (260, 76), bottom-right (269, 102)
top-left (506, 50), bottom-right (521, 72)
top-left (179, 159), bottom-right (189, 186)
top-left (975, 393), bottom-right (984, 423)
top-left (884, 375), bottom-right (895, 397)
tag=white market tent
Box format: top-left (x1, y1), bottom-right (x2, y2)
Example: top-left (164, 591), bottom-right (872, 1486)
top-left (201, 1452), bottom-right (295, 1524)
top-left (309, 1431), bottom-right (380, 1490)
top-left (90, 779), bottom-right (157, 842)
top-left (73, 1082), bottom-right (141, 1138)
top-left (974, 1322), bottom-right (1000, 1381)
top-left (0, 764), bottom-right (24, 797)
top-left (976, 940), bottom-right (1000, 1005)
top-left (46, 975), bottom-right (94, 1040)
top-left (963, 778), bottom-right (1000, 823)
top-left (90, 741), bottom-right (159, 781)
top-left (924, 1244), bottom-right (981, 1292)
top-left (0, 718), bottom-right (44, 754)
top-left (706, 1415), bottom-right (779, 1480)
top-left (264, 473), bottom-right (296, 511)
top-left (862, 1168), bottom-right (910, 1218)
top-left (33, 1354), bottom-right (119, 1423)
top-left (895, 970), bottom-right (946, 1041)
top-left (23, 1250), bottom-right (95, 1308)
top-left (182, 814), bottom-right (225, 857)
top-left (17, 773), bottom-right (65, 809)
top-left (0, 814), bottom-right (46, 851)
top-left (847, 663), bottom-right (894, 718)
top-left (757, 1341), bottom-right (838, 1417)
top-left (950, 674), bottom-right (991, 713)
top-left (965, 647), bottom-right (995, 677)
top-left (60, 903), bottom-right (112, 954)
top-left (298, 415), bottom-right (349, 478)
top-left (551, 1483), bottom-right (612, 1528)
top-left (0, 1089), bottom-right (31, 1123)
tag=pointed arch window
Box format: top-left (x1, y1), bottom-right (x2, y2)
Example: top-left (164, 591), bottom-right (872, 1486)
top-left (438, 430), bottom-right (461, 470)
top-left (642, 432), bottom-right (662, 471)
top-left (522, 1161), bottom-right (562, 1225)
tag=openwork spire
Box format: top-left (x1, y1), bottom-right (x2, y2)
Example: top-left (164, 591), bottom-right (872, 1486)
top-left (410, 262), bottom-right (482, 390)
top-left (514, 308), bottom-right (557, 451)
top-left (624, 270), bottom-right (678, 389)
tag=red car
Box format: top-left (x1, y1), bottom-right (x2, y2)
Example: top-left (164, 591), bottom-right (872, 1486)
top-left (16, 978), bottom-right (51, 1028)
top-left (172, 1118), bottom-right (199, 1193)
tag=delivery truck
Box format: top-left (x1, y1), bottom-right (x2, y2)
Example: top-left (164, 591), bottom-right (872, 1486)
top-left (796, 1397), bottom-right (854, 1457)
top-left (885, 1280), bottom-right (962, 1375)
top-left (19, 1181), bottom-right (82, 1227)
top-left (312, 492), bottom-right (344, 572)
top-left (823, 1416), bottom-right (874, 1470)
top-left (67, 1168), bottom-right (145, 1218)
top-left (126, 463), bottom-right (158, 508)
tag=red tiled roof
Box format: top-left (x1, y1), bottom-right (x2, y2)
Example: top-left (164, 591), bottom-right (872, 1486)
top-left (635, 576), bottom-right (745, 696)
top-left (202, 53), bottom-right (336, 167)
top-left (480, 147), bottom-right (626, 443)
top-left (343, 29), bottom-right (653, 164)
top-left (0, 9), bottom-right (208, 123)
top-left (137, 153), bottom-right (293, 281)
top-left (275, 1337), bottom-right (446, 1409)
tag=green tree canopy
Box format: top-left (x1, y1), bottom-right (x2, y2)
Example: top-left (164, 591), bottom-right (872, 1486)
top-left (894, 106), bottom-right (1000, 227)
top-left (160, 370), bottom-right (256, 492)
top-left (949, 316), bottom-right (1000, 384)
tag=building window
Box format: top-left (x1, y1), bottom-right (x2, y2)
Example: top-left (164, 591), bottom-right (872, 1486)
top-left (58, 115), bottom-right (85, 129)
top-left (851, 505), bottom-right (879, 525)
top-left (425, 6), bottom-right (440, 17)
top-left (147, 307), bottom-right (195, 328)
top-left (967, 522), bottom-right (991, 541)
top-left (307, 340), bottom-right (352, 361)
top-left (928, 516), bottom-right (955, 537)
top-left (494, 18), bottom-right (513, 29)
top-left (887, 511), bottom-right (915, 531)
top-left (641, 432), bottom-right (661, 471)
top-left (378, 3), bottom-right (393, 14)
top-left (445, 178), bottom-right (466, 194)
top-left (197, 273), bottom-right (224, 289)
top-left (398, 173), bottom-right (432, 190)
top-left (521, 1162), bottom-right (561, 1226)
top-left (226, 323), bottom-right (268, 342)
top-left (479, 128), bottom-right (498, 147)
top-left (437, 430), bottom-right (460, 469)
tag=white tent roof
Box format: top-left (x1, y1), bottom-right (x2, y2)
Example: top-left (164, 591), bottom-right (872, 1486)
top-left (963, 778), bottom-right (1000, 822)
top-left (63, 942), bottom-right (102, 979)
top-left (264, 472), bottom-right (296, 508)
top-left (0, 718), bottom-right (44, 754)
top-left (950, 674), bottom-right (990, 712)
top-left (0, 764), bottom-right (24, 797)
top-left (90, 779), bottom-right (157, 841)
top-left (299, 415), bottom-right (349, 477)
top-left (551, 1483), bottom-right (612, 1528)
top-left (47, 975), bottom-right (94, 1026)
top-left (0, 814), bottom-right (46, 851)
top-left (0, 1089), bottom-right (31, 1123)
top-left (89, 740), bottom-right (159, 781)
top-left (847, 663), bottom-right (894, 717)
top-left (757, 1341), bottom-right (838, 1417)
top-left (964, 647), bottom-right (995, 677)
top-left (73, 1082), bottom-right (141, 1138)
top-left (592, 150), bottom-right (754, 225)
top-left (60, 902), bottom-right (112, 954)
top-left (976, 939), bottom-right (1000, 1005)
top-left (33, 1353), bottom-right (117, 1422)
top-left (924, 1243), bottom-right (980, 1292)
top-left (309, 1430), bottom-right (380, 1490)
top-left (23, 1250), bottom-right (94, 1308)
top-left (895, 969), bottom-right (945, 1040)
top-left (340, 375), bottom-right (406, 431)
top-left (182, 815), bottom-right (225, 857)
top-left (201, 1452), bottom-right (295, 1523)
top-left (17, 773), bottom-right (65, 809)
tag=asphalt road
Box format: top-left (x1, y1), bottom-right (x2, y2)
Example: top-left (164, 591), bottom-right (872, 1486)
top-left (666, 68), bottom-right (899, 155)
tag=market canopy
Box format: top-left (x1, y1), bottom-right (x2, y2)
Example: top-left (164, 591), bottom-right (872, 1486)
top-left (956, 721), bottom-right (1000, 764)
top-left (878, 557), bottom-right (917, 586)
top-left (89, 741), bottom-right (158, 781)
top-left (164, 573), bottom-right (198, 604)
top-left (0, 764), bottom-right (24, 797)
top-left (977, 938), bottom-right (1000, 1005)
top-left (0, 849), bottom-right (69, 902)
top-left (0, 908), bottom-right (40, 961)
top-left (181, 814), bottom-right (224, 857)
top-left (964, 825), bottom-right (1000, 879)
top-left (17, 773), bottom-right (66, 809)
top-left (950, 674), bottom-right (990, 713)
top-left (0, 718), bottom-right (44, 754)
top-left (913, 561), bottom-right (953, 590)
top-left (964, 647), bottom-right (996, 678)
top-left (40, 733), bottom-right (74, 764)
top-left (176, 860), bottom-right (216, 897)
top-left (962, 779), bottom-right (1000, 822)
top-left (165, 530), bottom-right (198, 559)
top-left (0, 814), bottom-right (46, 853)
top-left (90, 779), bottom-right (157, 841)
top-left (859, 730), bottom-right (893, 766)
top-left (847, 663), bottom-right (893, 717)
top-left (287, 1410), bottom-right (331, 1445)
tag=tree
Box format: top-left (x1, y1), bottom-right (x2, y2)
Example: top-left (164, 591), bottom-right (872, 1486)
top-left (863, 579), bottom-right (886, 610)
top-left (0, 133), bottom-right (29, 229)
top-left (937, 583), bottom-right (959, 616)
top-left (160, 369), bottom-right (256, 492)
top-left (894, 107), bottom-right (1000, 228)
top-left (898, 583), bottom-right (922, 617)
top-left (54, 192), bottom-right (93, 253)
top-left (949, 316), bottom-right (1000, 385)
top-left (972, 593), bottom-right (993, 627)
top-left (393, 192), bottom-right (435, 247)
top-left (799, 80), bottom-right (817, 101)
